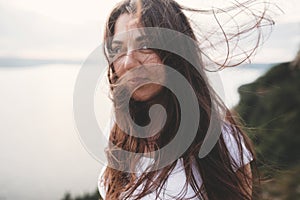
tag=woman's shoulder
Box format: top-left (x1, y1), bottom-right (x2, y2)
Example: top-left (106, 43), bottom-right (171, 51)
top-left (221, 122), bottom-right (254, 171)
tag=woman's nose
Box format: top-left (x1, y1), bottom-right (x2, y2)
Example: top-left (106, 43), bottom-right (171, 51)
top-left (123, 51), bottom-right (140, 71)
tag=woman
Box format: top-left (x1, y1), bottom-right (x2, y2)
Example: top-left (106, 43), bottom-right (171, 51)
top-left (98, 0), bottom-right (274, 199)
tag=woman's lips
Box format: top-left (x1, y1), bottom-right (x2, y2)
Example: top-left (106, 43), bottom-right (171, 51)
top-left (128, 77), bottom-right (149, 85)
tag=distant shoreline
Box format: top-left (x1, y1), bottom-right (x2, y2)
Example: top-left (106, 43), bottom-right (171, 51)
top-left (0, 57), bottom-right (83, 67)
top-left (0, 56), bottom-right (280, 68)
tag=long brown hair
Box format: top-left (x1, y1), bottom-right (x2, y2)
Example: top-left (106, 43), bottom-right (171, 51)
top-left (101, 0), bottom-right (274, 199)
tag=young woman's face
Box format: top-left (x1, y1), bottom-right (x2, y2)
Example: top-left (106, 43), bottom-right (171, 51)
top-left (110, 14), bottom-right (164, 102)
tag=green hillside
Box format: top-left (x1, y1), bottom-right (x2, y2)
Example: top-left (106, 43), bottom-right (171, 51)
top-left (235, 51), bottom-right (300, 199)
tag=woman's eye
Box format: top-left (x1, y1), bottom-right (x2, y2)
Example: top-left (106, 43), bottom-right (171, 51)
top-left (110, 46), bottom-right (122, 54)
top-left (108, 46), bottom-right (124, 60)
top-left (138, 42), bottom-right (149, 50)
top-left (140, 45), bottom-right (148, 50)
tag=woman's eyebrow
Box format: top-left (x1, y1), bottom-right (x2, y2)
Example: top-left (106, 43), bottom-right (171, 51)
top-left (136, 35), bottom-right (149, 42)
top-left (111, 35), bottom-right (150, 46)
top-left (111, 40), bottom-right (123, 45)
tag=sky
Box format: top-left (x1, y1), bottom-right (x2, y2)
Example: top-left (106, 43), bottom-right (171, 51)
top-left (0, 0), bottom-right (299, 63)
top-left (0, 1), bottom-right (299, 199)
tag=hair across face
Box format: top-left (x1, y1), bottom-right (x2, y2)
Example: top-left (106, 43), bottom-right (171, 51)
top-left (100, 0), bottom-right (268, 199)
top-left (109, 13), bottom-right (165, 102)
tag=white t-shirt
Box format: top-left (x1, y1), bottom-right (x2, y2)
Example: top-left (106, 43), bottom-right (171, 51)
top-left (98, 124), bottom-right (253, 199)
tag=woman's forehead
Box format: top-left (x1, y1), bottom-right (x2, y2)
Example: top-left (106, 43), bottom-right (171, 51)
top-left (112, 14), bottom-right (147, 45)
top-left (114, 13), bottom-right (141, 35)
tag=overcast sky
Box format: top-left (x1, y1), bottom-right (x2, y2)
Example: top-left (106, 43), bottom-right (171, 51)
top-left (0, 0), bottom-right (299, 63)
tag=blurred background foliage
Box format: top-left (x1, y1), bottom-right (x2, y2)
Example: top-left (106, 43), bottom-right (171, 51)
top-left (61, 189), bottom-right (101, 200)
top-left (236, 50), bottom-right (300, 200)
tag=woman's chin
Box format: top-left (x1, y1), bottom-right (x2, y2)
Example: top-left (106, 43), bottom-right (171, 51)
top-left (132, 91), bottom-right (153, 102)
top-left (131, 85), bottom-right (163, 102)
